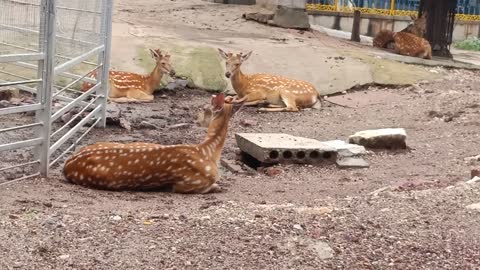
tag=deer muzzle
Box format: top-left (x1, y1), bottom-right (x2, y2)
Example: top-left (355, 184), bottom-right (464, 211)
top-left (225, 72), bottom-right (231, 78)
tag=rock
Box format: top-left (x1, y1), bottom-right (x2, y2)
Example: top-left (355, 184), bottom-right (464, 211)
top-left (336, 157), bottom-right (370, 168)
top-left (264, 167), bottom-right (283, 177)
top-left (138, 45), bottom-right (227, 92)
top-left (322, 140), bottom-right (366, 157)
top-left (111, 215), bottom-right (122, 221)
top-left (465, 155), bottom-right (480, 163)
top-left (59, 254), bottom-right (70, 260)
top-left (348, 128), bottom-right (407, 150)
top-left (293, 224), bottom-right (303, 230)
top-left (467, 176), bottom-right (480, 184)
top-left (466, 203), bottom-right (480, 211)
top-left (270, 6), bottom-right (310, 30)
top-left (472, 169), bottom-right (480, 179)
top-left (221, 159), bottom-right (244, 174)
top-left (240, 119), bottom-right (258, 127)
top-left (0, 100), bottom-right (11, 108)
top-left (312, 241), bottom-right (334, 260)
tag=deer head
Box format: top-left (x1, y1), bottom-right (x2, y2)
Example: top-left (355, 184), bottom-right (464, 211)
top-left (217, 48), bottom-right (252, 79)
top-left (406, 12), bottom-right (428, 37)
top-left (149, 48), bottom-right (176, 77)
top-left (209, 92), bottom-right (244, 119)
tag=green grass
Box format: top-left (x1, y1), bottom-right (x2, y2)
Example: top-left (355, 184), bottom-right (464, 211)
top-left (455, 37), bottom-right (480, 51)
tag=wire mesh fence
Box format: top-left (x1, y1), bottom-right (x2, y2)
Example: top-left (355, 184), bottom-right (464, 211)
top-left (0, 0), bottom-right (112, 184)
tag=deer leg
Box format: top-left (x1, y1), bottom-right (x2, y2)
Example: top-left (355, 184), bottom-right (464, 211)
top-left (266, 104), bottom-right (284, 108)
top-left (234, 91), bottom-right (267, 106)
top-left (172, 177), bottom-right (218, 194)
top-left (258, 93), bottom-right (298, 112)
top-left (127, 90), bottom-right (154, 102)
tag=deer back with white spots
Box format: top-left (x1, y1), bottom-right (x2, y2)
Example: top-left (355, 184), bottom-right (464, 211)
top-left (373, 12), bottom-right (428, 49)
top-left (218, 48), bottom-right (320, 112)
top-left (81, 48), bottom-right (176, 103)
top-left (392, 32), bottom-right (432, 59)
top-left (63, 93), bottom-right (242, 194)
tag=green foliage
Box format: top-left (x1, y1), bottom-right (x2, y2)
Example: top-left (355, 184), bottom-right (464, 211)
top-left (454, 37), bottom-right (480, 51)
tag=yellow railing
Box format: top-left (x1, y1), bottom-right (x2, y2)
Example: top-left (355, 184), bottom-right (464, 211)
top-left (306, 0), bottom-right (480, 21)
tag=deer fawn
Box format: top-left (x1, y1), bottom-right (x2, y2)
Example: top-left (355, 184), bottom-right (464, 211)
top-left (81, 48), bottom-right (175, 103)
top-left (63, 93), bottom-right (242, 194)
top-left (373, 12), bottom-right (428, 49)
top-left (392, 32), bottom-right (432, 59)
top-left (218, 48), bottom-right (326, 112)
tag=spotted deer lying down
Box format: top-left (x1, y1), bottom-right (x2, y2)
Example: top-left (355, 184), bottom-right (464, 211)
top-left (373, 12), bottom-right (428, 49)
top-left (393, 32), bottom-right (432, 59)
top-left (218, 49), bottom-right (348, 112)
top-left (81, 48), bottom-right (175, 103)
top-left (63, 93), bottom-right (242, 194)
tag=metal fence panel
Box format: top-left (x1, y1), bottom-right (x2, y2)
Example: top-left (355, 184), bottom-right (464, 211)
top-left (0, 0), bottom-right (112, 184)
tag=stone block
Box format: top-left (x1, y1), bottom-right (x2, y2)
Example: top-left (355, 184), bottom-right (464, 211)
top-left (271, 6), bottom-right (310, 30)
top-left (336, 157), bottom-right (370, 169)
top-left (235, 133), bottom-right (337, 164)
top-left (348, 128), bottom-right (407, 150)
top-left (322, 140), bottom-right (367, 157)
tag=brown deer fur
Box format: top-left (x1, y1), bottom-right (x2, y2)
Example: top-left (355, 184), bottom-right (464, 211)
top-left (81, 49), bottom-right (175, 103)
top-left (373, 12), bottom-right (428, 49)
top-left (392, 32), bottom-right (432, 59)
top-left (218, 49), bottom-right (320, 112)
top-left (63, 93), bottom-right (242, 194)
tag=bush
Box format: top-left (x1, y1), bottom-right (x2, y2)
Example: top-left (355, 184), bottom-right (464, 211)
top-left (454, 37), bottom-right (480, 51)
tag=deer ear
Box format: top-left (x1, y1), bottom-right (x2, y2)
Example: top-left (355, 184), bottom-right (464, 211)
top-left (150, 49), bottom-right (160, 59)
top-left (218, 48), bottom-right (229, 60)
top-left (241, 51), bottom-right (252, 62)
top-left (211, 93), bottom-right (225, 110)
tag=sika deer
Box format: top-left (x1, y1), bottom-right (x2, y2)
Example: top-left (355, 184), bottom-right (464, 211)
top-left (392, 32), bottom-right (432, 59)
top-left (373, 12), bottom-right (428, 49)
top-left (218, 49), bottom-right (348, 112)
top-left (63, 93), bottom-right (242, 194)
top-left (81, 48), bottom-right (175, 103)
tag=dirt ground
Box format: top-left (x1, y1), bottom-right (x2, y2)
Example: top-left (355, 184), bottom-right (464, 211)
top-left (2, 0), bottom-right (480, 269)
top-left (1, 68), bottom-right (480, 269)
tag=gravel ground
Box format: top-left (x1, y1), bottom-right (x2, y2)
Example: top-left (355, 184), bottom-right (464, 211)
top-left (1, 67), bottom-right (480, 269)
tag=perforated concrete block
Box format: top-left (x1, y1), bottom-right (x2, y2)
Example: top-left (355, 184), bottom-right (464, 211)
top-left (235, 133), bottom-right (337, 164)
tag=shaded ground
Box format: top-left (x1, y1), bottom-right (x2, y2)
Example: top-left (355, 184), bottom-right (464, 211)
top-left (1, 67), bottom-right (480, 269)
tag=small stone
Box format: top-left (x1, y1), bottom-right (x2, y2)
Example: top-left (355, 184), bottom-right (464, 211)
top-left (200, 215), bottom-right (211, 220)
top-left (240, 119), bottom-right (258, 127)
top-left (185, 261), bottom-right (192, 266)
top-left (111, 215), bottom-right (122, 221)
top-left (348, 128), bottom-right (407, 150)
top-left (59, 254), bottom-right (70, 260)
top-left (293, 224), bottom-right (303, 230)
top-left (313, 241), bottom-right (334, 260)
top-left (467, 176), bottom-right (480, 184)
top-left (466, 203), bottom-right (480, 211)
top-left (336, 157), bottom-right (370, 168)
top-left (472, 169), bottom-right (480, 178)
top-left (264, 167), bottom-right (283, 177)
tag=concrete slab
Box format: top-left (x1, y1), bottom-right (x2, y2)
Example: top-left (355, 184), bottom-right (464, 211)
top-left (322, 140), bottom-right (367, 157)
top-left (235, 133), bottom-right (337, 164)
top-left (336, 157), bottom-right (370, 169)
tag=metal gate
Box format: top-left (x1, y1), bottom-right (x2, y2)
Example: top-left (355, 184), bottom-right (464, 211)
top-left (0, 0), bottom-right (112, 184)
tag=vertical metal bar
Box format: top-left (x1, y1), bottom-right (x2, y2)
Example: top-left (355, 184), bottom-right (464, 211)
top-left (96, 0), bottom-right (113, 128)
top-left (390, 0), bottom-right (395, 15)
top-left (35, 0), bottom-right (56, 177)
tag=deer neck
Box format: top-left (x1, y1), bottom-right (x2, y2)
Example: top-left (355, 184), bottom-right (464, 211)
top-left (145, 64), bottom-right (164, 94)
top-left (199, 108), bottom-right (232, 165)
top-left (231, 69), bottom-right (249, 98)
